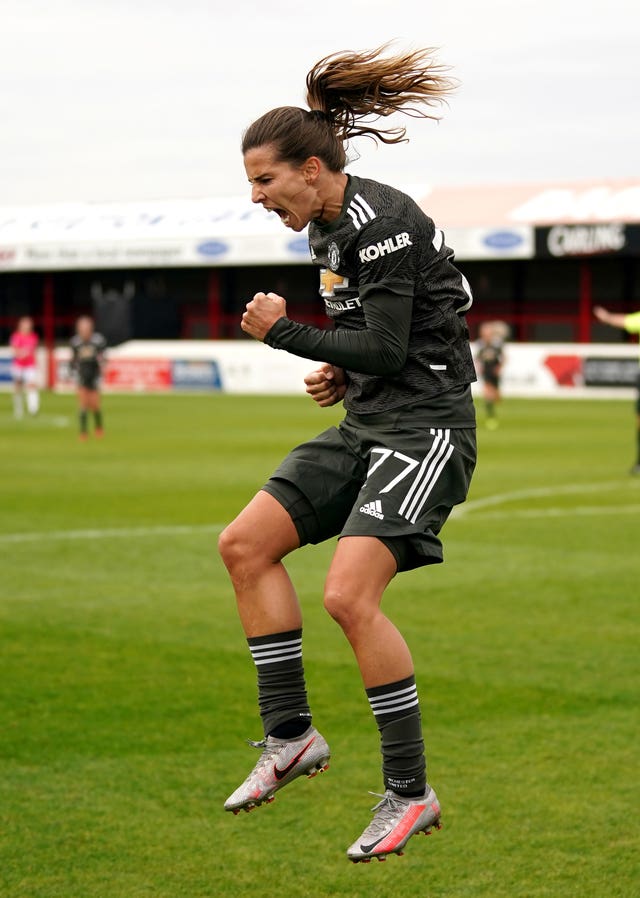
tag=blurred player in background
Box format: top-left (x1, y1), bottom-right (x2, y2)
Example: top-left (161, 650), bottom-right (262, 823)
top-left (70, 316), bottom-right (107, 441)
top-left (10, 316), bottom-right (40, 419)
top-left (475, 320), bottom-right (508, 429)
top-left (593, 305), bottom-right (640, 474)
top-left (218, 46), bottom-right (477, 862)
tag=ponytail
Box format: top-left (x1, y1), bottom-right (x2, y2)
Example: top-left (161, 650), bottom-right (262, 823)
top-left (305, 45), bottom-right (455, 144)
top-left (242, 44), bottom-right (454, 171)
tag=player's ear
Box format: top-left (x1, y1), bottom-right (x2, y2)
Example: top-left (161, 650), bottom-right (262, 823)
top-left (302, 156), bottom-right (322, 184)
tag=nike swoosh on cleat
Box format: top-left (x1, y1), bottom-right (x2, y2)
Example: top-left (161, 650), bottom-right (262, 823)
top-left (273, 736), bottom-right (316, 781)
top-left (359, 835), bottom-right (387, 854)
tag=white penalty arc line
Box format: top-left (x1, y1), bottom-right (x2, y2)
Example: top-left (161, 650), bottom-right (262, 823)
top-left (454, 480), bottom-right (639, 518)
top-left (0, 523), bottom-right (225, 545)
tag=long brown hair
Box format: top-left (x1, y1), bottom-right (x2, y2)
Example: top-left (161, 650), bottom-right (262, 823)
top-left (242, 45), bottom-right (455, 172)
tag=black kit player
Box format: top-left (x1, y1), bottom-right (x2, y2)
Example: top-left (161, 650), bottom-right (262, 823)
top-left (594, 305), bottom-right (640, 474)
top-left (218, 46), bottom-right (477, 863)
top-left (70, 316), bottom-right (107, 441)
top-left (475, 321), bottom-right (506, 429)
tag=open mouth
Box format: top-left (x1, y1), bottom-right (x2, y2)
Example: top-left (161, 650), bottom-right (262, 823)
top-left (268, 207), bottom-right (292, 227)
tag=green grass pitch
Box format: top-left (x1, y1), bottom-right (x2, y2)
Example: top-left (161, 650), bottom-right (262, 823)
top-left (1, 393), bottom-right (638, 897)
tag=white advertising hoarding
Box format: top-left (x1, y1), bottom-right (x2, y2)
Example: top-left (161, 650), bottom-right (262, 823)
top-left (2, 341), bottom-right (637, 399)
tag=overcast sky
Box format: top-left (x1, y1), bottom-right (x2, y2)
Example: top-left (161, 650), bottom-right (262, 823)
top-left (1, 0), bottom-right (638, 207)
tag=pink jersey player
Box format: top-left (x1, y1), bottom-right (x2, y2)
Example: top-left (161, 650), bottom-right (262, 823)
top-left (9, 316), bottom-right (40, 417)
top-left (11, 329), bottom-right (38, 369)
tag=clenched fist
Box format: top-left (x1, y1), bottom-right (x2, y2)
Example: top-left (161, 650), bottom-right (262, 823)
top-left (304, 364), bottom-right (347, 407)
top-left (241, 292), bottom-right (287, 341)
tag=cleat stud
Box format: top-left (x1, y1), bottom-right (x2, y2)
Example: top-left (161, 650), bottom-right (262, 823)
top-left (361, 859), bottom-right (371, 864)
top-left (434, 821), bottom-right (443, 830)
top-left (377, 856), bottom-right (386, 862)
top-left (232, 809), bottom-right (240, 816)
top-left (396, 851), bottom-right (404, 856)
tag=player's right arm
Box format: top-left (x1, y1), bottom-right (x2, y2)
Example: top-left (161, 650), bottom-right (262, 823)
top-left (242, 216), bottom-right (415, 377)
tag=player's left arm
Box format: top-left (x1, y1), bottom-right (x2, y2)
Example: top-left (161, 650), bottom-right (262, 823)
top-left (304, 364), bottom-right (347, 407)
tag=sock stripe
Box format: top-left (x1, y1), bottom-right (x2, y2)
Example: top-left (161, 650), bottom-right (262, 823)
top-left (368, 684), bottom-right (417, 704)
top-left (249, 635), bottom-right (303, 667)
top-left (367, 683), bottom-right (419, 718)
top-left (252, 650), bottom-right (303, 666)
top-left (250, 646), bottom-right (302, 660)
top-left (372, 696), bottom-right (420, 717)
top-left (249, 637), bottom-right (302, 653)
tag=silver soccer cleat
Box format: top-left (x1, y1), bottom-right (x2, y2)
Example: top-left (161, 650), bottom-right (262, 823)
top-left (347, 785), bottom-right (442, 862)
top-left (224, 726), bottom-right (330, 814)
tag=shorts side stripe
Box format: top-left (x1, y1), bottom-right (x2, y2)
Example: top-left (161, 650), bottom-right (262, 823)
top-left (401, 431), bottom-right (453, 523)
top-left (398, 438), bottom-right (445, 517)
top-left (408, 443), bottom-right (455, 524)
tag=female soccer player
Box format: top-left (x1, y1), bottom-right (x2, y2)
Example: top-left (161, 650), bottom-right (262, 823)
top-left (594, 304), bottom-right (640, 474)
top-left (70, 316), bottom-right (107, 440)
top-left (475, 320), bottom-right (507, 429)
top-left (10, 316), bottom-right (40, 419)
top-left (218, 46), bottom-right (477, 863)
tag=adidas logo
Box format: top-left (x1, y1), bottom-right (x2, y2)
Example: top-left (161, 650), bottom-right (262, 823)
top-left (359, 499), bottom-right (384, 520)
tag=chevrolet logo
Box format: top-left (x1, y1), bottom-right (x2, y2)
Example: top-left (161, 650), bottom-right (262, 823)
top-left (319, 269), bottom-right (349, 298)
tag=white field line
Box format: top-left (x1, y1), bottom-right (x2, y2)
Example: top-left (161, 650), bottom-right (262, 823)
top-left (2, 483), bottom-right (639, 544)
top-left (455, 481), bottom-right (636, 518)
top-left (472, 504), bottom-right (640, 522)
top-left (0, 414), bottom-right (70, 428)
top-left (0, 523), bottom-right (224, 545)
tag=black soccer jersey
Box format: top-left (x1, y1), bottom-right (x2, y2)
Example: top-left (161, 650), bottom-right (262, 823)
top-left (476, 341), bottom-right (504, 378)
top-left (266, 174), bottom-right (476, 416)
top-left (70, 332), bottom-right (107, 382)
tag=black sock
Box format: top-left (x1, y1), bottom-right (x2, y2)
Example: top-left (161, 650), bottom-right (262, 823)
top-left (486, 400), bottom-right (495, 418)
top-left (79, 410), bottom-right (88, 433)
top-left (367, 674), bottom-right (426, 796)
top-left (269, 718), bottom-right (311, 739)
top-left (94, 410), bottom-right (103, 430)
top-left (247, 629), bottom-right (312, 738)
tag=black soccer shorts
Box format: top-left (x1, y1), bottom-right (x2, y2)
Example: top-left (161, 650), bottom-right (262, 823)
top-left (262, 410), bottom-right (476, 572)
top-left (78, 373), bottom-right (101, 390)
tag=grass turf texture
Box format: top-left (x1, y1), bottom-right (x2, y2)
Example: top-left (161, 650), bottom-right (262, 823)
top-left (1, 393), bottom-right (638, 898)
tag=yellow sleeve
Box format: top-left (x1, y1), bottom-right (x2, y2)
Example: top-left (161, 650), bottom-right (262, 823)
top-left (624, 312), bottom-right (640, 334)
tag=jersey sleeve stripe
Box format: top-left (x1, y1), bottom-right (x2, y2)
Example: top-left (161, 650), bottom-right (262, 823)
top-left (353, 193), bottom-right (376, 219)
